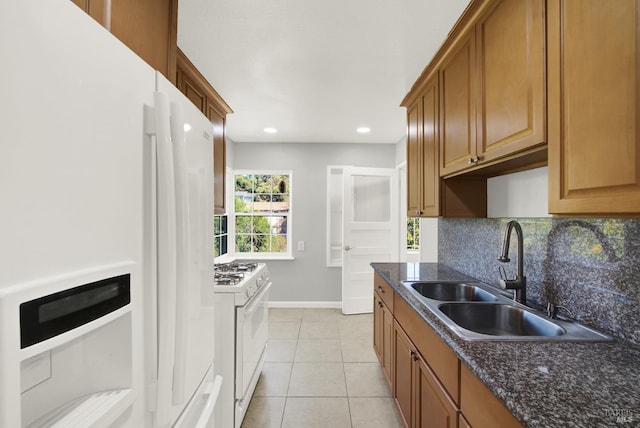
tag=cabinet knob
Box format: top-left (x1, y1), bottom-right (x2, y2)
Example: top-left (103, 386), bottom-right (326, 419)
top-left (377, 301), bottom-right (383, 308)
top-left (415, 210), bottom-right (421, 216)
top-left (410, 350), bottom-right (418, 361)
top-left (377, 285), bottom-right (385, 293)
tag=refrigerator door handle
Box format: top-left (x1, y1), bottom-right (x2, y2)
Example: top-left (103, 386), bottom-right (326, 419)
top-left (194, 376), bottom-right (223, 428)
top-left (152, 91), bottom-right (178, 428)
top-left (170, 100), bottom-right (190, 407)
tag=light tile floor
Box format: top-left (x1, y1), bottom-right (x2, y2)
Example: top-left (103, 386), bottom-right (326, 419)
top-left (241, 308), bottom-right (404, 428)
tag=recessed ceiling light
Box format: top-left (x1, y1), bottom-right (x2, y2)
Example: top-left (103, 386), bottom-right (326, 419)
top-left (264, 127), bottom-right (278, 134)
top-left (356, 127), bottom-right (370, 134)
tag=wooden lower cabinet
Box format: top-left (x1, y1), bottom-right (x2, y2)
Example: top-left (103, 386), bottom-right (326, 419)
top-left (393, 321), bottom-right (414, 427)
top-left (373, 290), bottom-right (394, 387)
top-left (394, 321), bottom-right (458, 428)
top-left (373, 276), bottom-right (524, 428)
top-left (460, 364), bottom-right (521, 428)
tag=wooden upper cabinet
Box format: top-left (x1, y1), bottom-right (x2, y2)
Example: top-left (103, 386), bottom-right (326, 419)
top-left (71, 0), bottom-right (109, 28)
top-left (407, 76), bottom-right (441, 217)
top-left (210, 113), bottom-right (227, 215)
top-left (110, 0), bottom-right (178, 82)
top-left (176, 49), bottom-right (233, 215)
top-left (406, 100), bottom-right (422, 217)
top-left (476, 0), bottom-right (546, 162)
top-left (548, 0), bottom-right (640, 214)
top-left (72, 0), bottom-right (178, 83)
top-left (440, 31), bottom-right (477, 176)
top-left (439, 0), bottom-right (546, 177)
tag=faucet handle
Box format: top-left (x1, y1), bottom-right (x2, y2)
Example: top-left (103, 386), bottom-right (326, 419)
top-left (499, 266), bottom-right (507, 281)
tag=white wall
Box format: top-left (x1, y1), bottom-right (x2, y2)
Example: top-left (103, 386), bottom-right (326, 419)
top-left (487, 167), bottom-right (550, 218)
top-left (232, 142), bottom-right (396, 304)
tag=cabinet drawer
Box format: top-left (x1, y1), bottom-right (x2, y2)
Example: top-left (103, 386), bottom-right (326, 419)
top-left (394, 294), bottom-right (460, 405)
top-left (460, 364), bottom-right (522, 428)
top-left (373, 273), bottom-right (394, 312)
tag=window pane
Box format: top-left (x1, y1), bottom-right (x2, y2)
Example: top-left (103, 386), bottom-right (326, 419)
top-left (235, 195), bottom-right (252, 213)
top-left (272, 235), bottom-right (287, 252)
top-left (254, 195), bottom-right (272, 213)
top-left (214, 215), bottom-right (229, 258)
top-left (252, 216), bottom-right (270, 234)
top-left (235, 174), bottom-right (254, 192)
top-left (236, 234), bottom-right (252, 252)
top-left (253, 234), bottom-right (269, 252)
top-left (407, 217), bottom-right (420, 250)
top-left (236, 216), bottom-right (252, 233)
top-left (272, 195), bottom-right (289, 212)
top-left (352, 175), bottom-right (390, 222)
top-left (270, 216), bottom-right (287, 234)
top-left (271, 175), bottom-right (289, 194)
top-left (255, 175), bottom-right (272, 193)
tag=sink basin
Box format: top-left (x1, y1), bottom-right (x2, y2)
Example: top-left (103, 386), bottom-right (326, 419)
top-left (439, 303), bottom-right (565, 337)
top-left (411, 282), bottom-right (498, 302)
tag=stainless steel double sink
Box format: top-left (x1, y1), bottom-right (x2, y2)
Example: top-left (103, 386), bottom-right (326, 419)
top-left (401, 281), bottom-right (612, 341)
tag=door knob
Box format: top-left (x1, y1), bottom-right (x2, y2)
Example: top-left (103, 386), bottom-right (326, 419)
top-left (344, 245), bottom-right (352, 251)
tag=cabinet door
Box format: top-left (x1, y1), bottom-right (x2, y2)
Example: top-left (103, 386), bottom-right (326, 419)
top-left (110, 0), bottom-right (178, 81)
top-left (440, 31), bottom-right (477, 176)
top-left (176, 67), bottom-right (207, 113)
top-left (407, 100), bottom-right (423, 217)
top-left (421, 78), bottom-right (441, 217)
top-left (381, 300), bottom-right (394, 387)
top-left (393, 321), bottom-right (414, 428)
top-left (476, 0), bottom-right (545, 162)
top-left (71, 0), bottom-right (109, 28)
top-left (460, 364), bottom-right (521, 428)
top-left (548, 0), bottom-right (640, 214)
top-left (414, 354), bottom-right (459, 428)
top-left (210, 111), bottom-right (226, 214)
top-left (374, 292), bottom-right (394, 389)
top-left (373, 294), bottom-right (383, 362)
top-left (459, 414), bottom-right (472, 428)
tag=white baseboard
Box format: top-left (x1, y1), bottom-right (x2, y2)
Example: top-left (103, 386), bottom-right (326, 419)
top-left (269, 301), bottom-right (342, 309)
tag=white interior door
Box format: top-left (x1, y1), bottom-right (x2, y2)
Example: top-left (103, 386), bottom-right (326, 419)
top-left (342, 167), bottom-right (399, 314)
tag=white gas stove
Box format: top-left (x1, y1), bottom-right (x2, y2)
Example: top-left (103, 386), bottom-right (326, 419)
top-left (213, 262), bottom-right (269, 306)
top-left (213, 261), bottom-right (271, 428)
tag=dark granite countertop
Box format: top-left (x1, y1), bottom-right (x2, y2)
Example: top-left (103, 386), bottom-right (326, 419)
top-left (371, 262), bottom-right (640, 427)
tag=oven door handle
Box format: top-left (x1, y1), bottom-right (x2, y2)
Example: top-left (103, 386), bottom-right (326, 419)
top-left (243, 281), bottom-right (271, 315)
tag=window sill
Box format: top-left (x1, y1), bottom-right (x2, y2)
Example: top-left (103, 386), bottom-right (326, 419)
top-left (234, 254), bottom-right (295, 261)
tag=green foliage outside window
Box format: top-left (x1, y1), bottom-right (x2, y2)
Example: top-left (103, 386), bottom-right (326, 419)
top-left (407, 217), bottom-right (420, 251)
top-left (235, 173), bottom-right (290, 254)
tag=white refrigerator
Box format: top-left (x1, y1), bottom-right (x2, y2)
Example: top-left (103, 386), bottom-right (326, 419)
top-left (0, 1), bottom-right (220, 427)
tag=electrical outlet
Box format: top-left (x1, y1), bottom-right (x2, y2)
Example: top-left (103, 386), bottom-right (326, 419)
top-left (297, 241), bottom-right (305, 251)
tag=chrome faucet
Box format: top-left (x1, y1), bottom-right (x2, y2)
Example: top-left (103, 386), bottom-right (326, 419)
top-left (498, 220), bottom-right (527, 305)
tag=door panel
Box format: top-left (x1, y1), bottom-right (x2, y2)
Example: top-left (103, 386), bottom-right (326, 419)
top-left (342, 167), bottom-right (399, 314)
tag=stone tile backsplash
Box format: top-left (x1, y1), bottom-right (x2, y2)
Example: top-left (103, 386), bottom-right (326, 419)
top-left (438, 218), bottom-right (640, 345)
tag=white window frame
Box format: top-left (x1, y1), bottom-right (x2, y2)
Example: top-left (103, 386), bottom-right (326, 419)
top-left (232, 170), bottom-right (293, 260)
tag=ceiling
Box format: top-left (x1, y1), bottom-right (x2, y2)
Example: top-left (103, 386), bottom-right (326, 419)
top-left (177, 0), bottom-right (471, 144)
